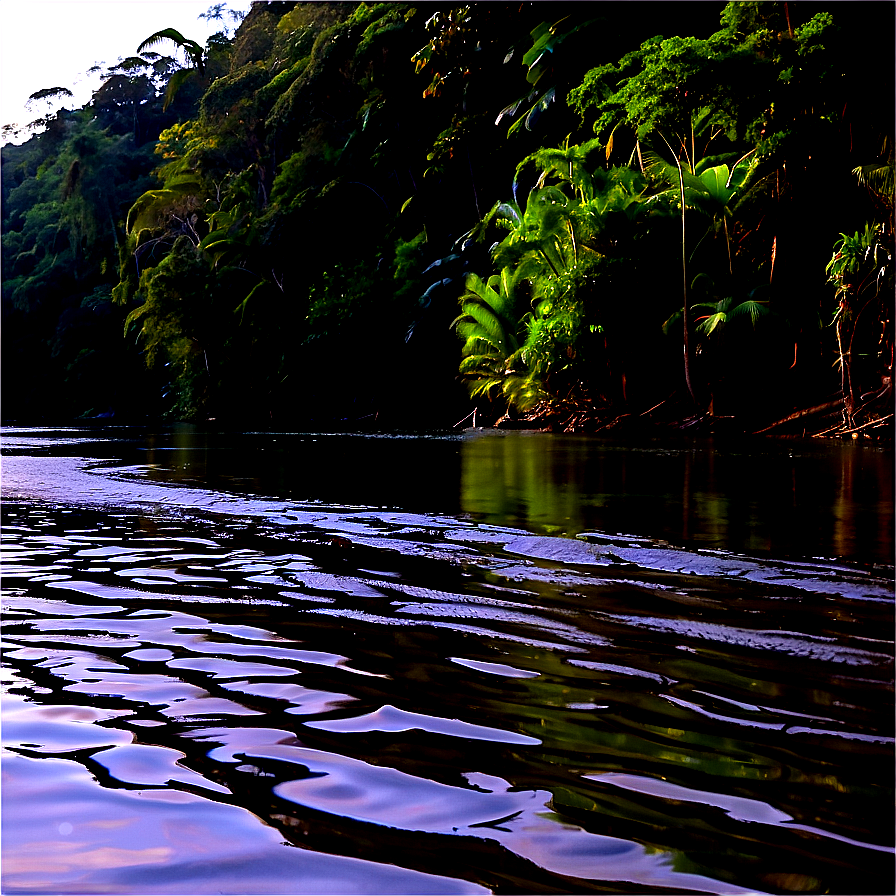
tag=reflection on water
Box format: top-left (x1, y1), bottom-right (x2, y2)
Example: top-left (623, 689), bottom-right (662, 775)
top-left (459, 431), bottom-right (894, 564)
top-left (1, 427), bottom-right (894, 895)
top-left (6, 425), bottom-right (889, 564)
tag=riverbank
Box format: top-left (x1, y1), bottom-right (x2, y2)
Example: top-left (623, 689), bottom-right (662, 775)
top-left (489, 388), bottom-right (894, 441)
top-left (4, 387), bottom-right (894, 443)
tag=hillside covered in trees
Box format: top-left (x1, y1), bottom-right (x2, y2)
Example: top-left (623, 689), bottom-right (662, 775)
top-left (2, 1), bottom-right (893, 437)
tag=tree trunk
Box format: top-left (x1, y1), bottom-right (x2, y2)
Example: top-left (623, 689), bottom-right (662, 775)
top-left (675, 157), bottom-right (697, 404)
top-left (660, 131), bottom-right (697, 406)
top-left (837, 314), bottom-right (856, 428)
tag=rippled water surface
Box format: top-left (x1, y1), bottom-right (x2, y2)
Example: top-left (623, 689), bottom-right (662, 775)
top-left (2, 426), bottom-right (893, 895)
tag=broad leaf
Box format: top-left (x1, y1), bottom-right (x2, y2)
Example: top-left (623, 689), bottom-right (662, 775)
top-left (698, 165), bottom-right (734, 204)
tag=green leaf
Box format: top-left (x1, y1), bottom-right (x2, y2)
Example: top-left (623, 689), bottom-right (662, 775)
top-left (728, 300), bottom-right (769, 328)
top-left (233, 280), bottom-right (267, 324)
top-left (697, 311), bottom-right (726, 335)
top-left (126, 178), bottom-right (202, 233)
top-left (137, 28), bottom-right (204, 63)
top-left (459, 301), bottom-right (507, 354)
top-left (698, 165), bottom-right (733, 203)
top-left (123, 302), bottom-right (148, 337)
top-left (162, 68), bottom-right (195, 111)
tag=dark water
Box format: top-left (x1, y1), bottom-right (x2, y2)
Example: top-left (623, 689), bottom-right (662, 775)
top-left (2, 426), bottom-right (893, 895)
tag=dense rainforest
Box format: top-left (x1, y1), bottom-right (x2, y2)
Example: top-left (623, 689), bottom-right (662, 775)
top-left (2, 1), bottom-right (893, 438)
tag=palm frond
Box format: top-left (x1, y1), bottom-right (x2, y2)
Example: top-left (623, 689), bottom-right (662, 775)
top-left (455, 321), bottom-right (500, 352)
top-left (126, 179), bottom-right (202, 233)
top-left (233, 280), bottom-right (267, 324)
top-left (662, 308), bottom-right (683, 336)
top-left (467, 377), bottom-right (504, 400)
top-left (138, 28), bottom-right (204, 64)
top-left (123, 302), bottom-right (149, 337)
top-left (728, 300), bottom-right (769, 328)
top-left (853, 162), bottom-right (895, 203)
top-left (641, 147), bottom-right (707, 196)
top-left (697, 311), bottom-right (727, 335)
top-left (459, 352), bottom-right (501, 375)
top-left (126, 190), bottom-right (179, 233)
top-left (458, 301), bottom-right (508, 354)
top-left (162, 68), bottom-right (196, 111)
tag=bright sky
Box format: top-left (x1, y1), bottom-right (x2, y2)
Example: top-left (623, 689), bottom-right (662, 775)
top-left (1, 0), bottom-right (253, 143)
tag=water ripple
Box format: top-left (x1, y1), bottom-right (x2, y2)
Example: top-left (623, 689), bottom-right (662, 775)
top-left (2, 439), bottom-right (893, 895)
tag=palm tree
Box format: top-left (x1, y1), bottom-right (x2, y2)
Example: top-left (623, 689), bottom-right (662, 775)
top-left (852, 135), bottom-right (894, 234)
top-left (452, 269), bottom-right (547, 413)
top-left (137, 29), bottom-right (206, 110)
top-left (645, 147), bottom-right (760, 277)
top-left (642, 132), bottom-right (763, 405)
top-left (515, 137), bottom-right (604, 201)
top-left (485, 186), bottom-right (575, 288)
top-left (691, 293), bottom-right (772, 338)
top-left (465, 157), bottom-right (653, 415)
top-left (25, 86), bottom-right (74, 112)
top-left (662, 278), bottom-right (781, 416)
top-left (573, 165), bottom-right (648, 257)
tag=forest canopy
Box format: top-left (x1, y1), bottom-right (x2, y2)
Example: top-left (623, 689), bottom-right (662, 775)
top-left (2, 1), bottom-right (893, 438)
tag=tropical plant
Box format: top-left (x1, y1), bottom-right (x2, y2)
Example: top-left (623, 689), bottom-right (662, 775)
top-left (4, 0), bottom-right (893, 433)
top-left (485, 186), bottom-right (576, 286)
top-left (572, 165), bottom-right (650, 256)
top-left (826, 223), bottom-right (894, 428)
top-left (137, 28), bottom-right (206, 110)
top-left (692, 292), bottom-right (771, 337)
top-left (515, 137), bottom-right (604, 201)
top-left (122, 237), bottom-right (214, 417)
top-left (495, 15), bottom-right (597, 136)
top-left (452, 268), bottom-right (547, 413)
top-left (644, 144), bottom-right (761, 277)
top-left (851, 135), bottom-right (895, 230)
top-left (25, 86), bottom-right (74, 114)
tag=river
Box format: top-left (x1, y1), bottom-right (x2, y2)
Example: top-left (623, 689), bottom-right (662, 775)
top-left (1, 426), bottom-right (893, 895)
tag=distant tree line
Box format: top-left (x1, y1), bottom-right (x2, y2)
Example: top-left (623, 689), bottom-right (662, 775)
top-left (2, 1), bottom-right (892, 437)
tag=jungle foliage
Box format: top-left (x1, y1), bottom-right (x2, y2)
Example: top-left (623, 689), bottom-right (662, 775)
top-left (2, 1), bottom-right (892, 437)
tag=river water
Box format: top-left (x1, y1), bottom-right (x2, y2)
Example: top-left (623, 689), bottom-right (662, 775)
top-left (1, 426), bottom-right (893, 895)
